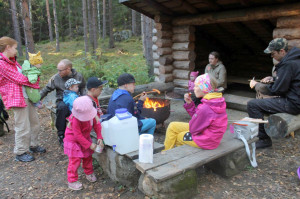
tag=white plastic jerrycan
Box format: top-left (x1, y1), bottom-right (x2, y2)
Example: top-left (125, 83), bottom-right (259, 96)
top-left (101, 121), bottom-right (111, 146)
top-left (107, 108), bottom-right (139, 155)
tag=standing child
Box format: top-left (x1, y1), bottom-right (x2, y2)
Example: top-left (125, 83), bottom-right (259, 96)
top-left (63, 78), bottom-right (81, 111)
top-left (164, 73), bottom-right (228, 151)
top-left (64, 96), bottom-right (104, 190)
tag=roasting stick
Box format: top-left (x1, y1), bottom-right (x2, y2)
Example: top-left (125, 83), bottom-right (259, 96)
top-left (228, 117), bottom-right (268, 124)
top-left (133, 89), bottom-right (161, 99)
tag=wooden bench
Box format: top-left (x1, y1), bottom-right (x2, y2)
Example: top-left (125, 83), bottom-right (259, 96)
top-left (134, 131), bottom-right (258, 198)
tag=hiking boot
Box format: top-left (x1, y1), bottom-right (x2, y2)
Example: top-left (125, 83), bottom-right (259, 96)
top-left (256, 138), bottom-right (272, 149)
top-left (68, 181), bottom-right (83, 190)
top-left (86, 173), bottom-right (97, 183)
top-left (58, 135), bottom-right (64, 148)
top-left (29, 146), bottom-right (46, 153)
top-left (15, 153), bottom-right (35, 162)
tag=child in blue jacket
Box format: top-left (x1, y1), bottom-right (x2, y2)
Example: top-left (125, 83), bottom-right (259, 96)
top-left (63, 78), bottom-right (81, 111)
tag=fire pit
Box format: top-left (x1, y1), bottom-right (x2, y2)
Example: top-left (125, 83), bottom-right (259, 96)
top-left (141, 98), bottom-right (171, 125)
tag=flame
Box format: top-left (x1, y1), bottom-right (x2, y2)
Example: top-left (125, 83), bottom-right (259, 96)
top-left (143, 97), bottom-right (165, 111)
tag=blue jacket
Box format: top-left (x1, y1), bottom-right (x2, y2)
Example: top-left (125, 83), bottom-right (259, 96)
top-left (108, 89), bottom-right (144, 131)
top-left (63, 90), bottom-right (79, 111)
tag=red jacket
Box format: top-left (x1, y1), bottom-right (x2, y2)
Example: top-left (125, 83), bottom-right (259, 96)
top-left (0, 53), bottom-right (40, 109)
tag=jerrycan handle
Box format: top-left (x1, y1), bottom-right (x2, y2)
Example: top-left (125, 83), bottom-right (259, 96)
top-left (115, 108), bottom-right (132, 120)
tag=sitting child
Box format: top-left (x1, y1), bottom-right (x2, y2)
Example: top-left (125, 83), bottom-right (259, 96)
top-left (63, 78), bottom-right (81, 111)
top-left (164, 73), bottom-right (228, 151)
top-left (108, 73), bottom-right (156, 135)
top-left (22, 51), bottom-right (43, 107)
top-left (188, 71), bottom-right (199, 91)
top-left (64, 96), bottom-right (104, 190)
top-left (86, 77), bottom-right (108, 117)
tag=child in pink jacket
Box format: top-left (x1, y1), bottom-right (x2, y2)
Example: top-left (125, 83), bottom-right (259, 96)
top-left (64, 96), bottom-right (104, 190)
top-left (164, 73), bottom-right (228, 150)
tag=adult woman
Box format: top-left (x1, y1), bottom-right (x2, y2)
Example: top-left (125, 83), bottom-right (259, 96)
top-left (0, 36), bottom-right (45, 162)
top-left (205, 51), bottom-right (227, 91)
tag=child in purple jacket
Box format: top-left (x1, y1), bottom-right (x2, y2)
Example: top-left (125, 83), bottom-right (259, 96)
top-left (164, 73), bottom-right (228, 150)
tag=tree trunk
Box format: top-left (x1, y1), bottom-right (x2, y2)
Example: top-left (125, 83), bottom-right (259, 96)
top-left (136, 12), bottom-right (141, 36)
top-left (46, 0), bottom-right (54, 42)
top-left (97, 0), bottom-right (101, 39)
top-left (142, 15), bottom-right (154, 76)
top-left (82, 0), bottom-right (89, 56)
top-left (92, 0), bottom-right (98, 53)
top-left (102, 0), bottom-right (106, 39)
top-left (52, 0), bottom-right (60, 52)
top-left (19, 1), bottom-right (29, 59)
top-left (10, 0), bottom-right (23, 57)
top-left (67, 0), bottom-right (72, 37)
top-left (87, 0), bottom-right (93, 46)
top-left (108, 0), bottom-right (114, 48)
top-left (21, 0), bottom-right (35, 53)
top-left (131, 9), bottom-right (137, 36)
top-left (28, 0), bottom-right (32, 28)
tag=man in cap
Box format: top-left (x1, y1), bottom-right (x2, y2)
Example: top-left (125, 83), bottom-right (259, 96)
top-left (248, 38), bottom-right (300, 148)
top-left (108, 73), bottom-right (156, 135)
top-left (40, 59), bottom-right (86, 147)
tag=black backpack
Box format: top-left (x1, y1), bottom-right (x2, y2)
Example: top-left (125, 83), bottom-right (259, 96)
top-left (0, 99), bottom-right (9, 132)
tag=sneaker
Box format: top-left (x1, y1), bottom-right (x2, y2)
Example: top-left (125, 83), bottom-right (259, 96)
top-left (256, 138), bottom-right (272, 149)
top-left (29, 146), bottom-right (46, 153)
top-left (86, 173), bottom-right (97, 182)
top-left (68, 181), bottom-right (83, 190)
top-left (15, 153), bottom-right (35, 162)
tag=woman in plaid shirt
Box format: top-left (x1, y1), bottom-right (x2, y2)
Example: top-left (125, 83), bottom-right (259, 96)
top-left (0, 37), bottom-right (46, 162)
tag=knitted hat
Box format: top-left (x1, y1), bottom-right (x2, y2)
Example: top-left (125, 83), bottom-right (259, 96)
top-left (28, 51), bottom-right (43, 65)
top-left (117, 73), bottom-right (135, 86)
top-left (87, 77), bottom-right (108, 89)
top-left (194, 73), bottom-right (213, 93)
top-left (72, 96), bottom-right (97, 121)
top-left (190, 71), bottom-right (199, 77)
top-left (65, 78), bottom-right (81, 89)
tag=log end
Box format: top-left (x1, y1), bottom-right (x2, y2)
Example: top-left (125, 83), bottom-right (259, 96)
top-left (264, 115), bottom-right (288, 139)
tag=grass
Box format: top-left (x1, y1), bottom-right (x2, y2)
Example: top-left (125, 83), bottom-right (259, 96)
top-left (17, 37), bottom-right (151, 88)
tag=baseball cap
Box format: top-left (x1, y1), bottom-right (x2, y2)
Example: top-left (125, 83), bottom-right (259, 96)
top-left (264, 38), bottom-right (288, 54)
top-left (65, 78), bottom-right (81, 89)
top-left (87, 77), bottom-right (108, 89)
top-left (117, 73), bottom-right (135, 86)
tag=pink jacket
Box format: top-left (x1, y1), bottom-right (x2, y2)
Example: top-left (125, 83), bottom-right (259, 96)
top-left (0, 53), bottom-right (40, 109)
top-left (188, 80), bottom-right (195, 91)
top-left (183, 96), bottom-right (228, 149)
top-left (64, 114), bottom-right (103, 158)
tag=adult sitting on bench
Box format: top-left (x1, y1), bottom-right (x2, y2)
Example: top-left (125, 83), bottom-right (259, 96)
top-left (40, 59), bottom-right (86, 147)
top-left (248, 38), bottom-right (300, 149)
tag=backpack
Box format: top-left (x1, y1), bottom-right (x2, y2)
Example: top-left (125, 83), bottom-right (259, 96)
top-left (0, 98), bottom-right (9, 132)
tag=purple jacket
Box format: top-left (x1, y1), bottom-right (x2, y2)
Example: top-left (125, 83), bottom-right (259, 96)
top-left (183, 96), bottom-right (228, 149)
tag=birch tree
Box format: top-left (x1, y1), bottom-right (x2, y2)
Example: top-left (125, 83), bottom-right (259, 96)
top-left (102, 0), bottom-right (106, 39)
top-left (82, 0), bottom-right (89, 56)
top-left (87, 0), bottom-right (93, 46)
top-left (10, 0), bottom-right (23, 56)
top-left (46, 0), bottom-right (53, 42)
top-left (97, 0), bottom-right (101, 39)
top-left (67, 0), bottom-right (72, 37)
top-left (108, 0), bottom-right (114, 48)
top-left (52, 0), bottom-right (60, 52)
top-left (92, 0), bottom-right (98, 53)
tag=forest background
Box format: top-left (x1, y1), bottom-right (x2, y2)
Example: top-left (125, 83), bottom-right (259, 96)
top-left (0, 0), bottom-right (154, 87)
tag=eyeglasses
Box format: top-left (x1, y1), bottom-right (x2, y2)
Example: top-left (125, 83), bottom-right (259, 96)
top-left (57, 68), bottom-right (68, 72)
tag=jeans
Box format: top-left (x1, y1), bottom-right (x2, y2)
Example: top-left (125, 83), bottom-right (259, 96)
top-left (140, 118), bottom-right (156, 135)
top-left (56, 101), bottom-right (71, 137)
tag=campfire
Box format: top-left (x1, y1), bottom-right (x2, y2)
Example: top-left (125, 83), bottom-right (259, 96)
top-left (143, 97), bottom-right (165, 111)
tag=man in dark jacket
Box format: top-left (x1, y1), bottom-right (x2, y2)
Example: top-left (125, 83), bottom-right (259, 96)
top-left (248, 38), bottom-right (300, 149)
top-left (108, 73), bottom-right (156, 135)
top-left (40, 59), bottom-right (86, 147)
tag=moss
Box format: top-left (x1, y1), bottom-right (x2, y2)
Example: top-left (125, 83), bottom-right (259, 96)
top-left (170, 170), bottom-right (198, 199)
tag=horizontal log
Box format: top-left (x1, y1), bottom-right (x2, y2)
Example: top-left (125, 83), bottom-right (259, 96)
top-left (173, 61), bottom-right (195, 70)
top-left (264, 113), bottom-right (300, 139)
top-left (173, 2), bottom-right (300, 26)
top-left (157, 47), bottom-right (172, 56)
top-left (173, 34), bottom-right (195, 42)
top-left (173, 69), bottom-right (190, 80)
top-left (156, 30), bottom-right (173, 39)
top-left (277, 16), bottom-right (300, 28)
top-left (156, 39), bottom-right (172, 48)
top-left (134, 82), bottom-right (174, 95)
top-left (159, 74), bottom-right (173, 83)
top-left (159, 65), bottom-right (173, 74)
top-left (152, 44), bottom-right (158, 51)
top-left (273, 28), bottom-right (300, 40)
top-left (172, 42), bottom-right (195, 51)
top-left (154, 68), bottom-right (160, 75)
top-left (159, 55), bottom-right (173, 65)
top-left (152, 36), bottom-right (158, 43)
top-left (173, 26), bottom-right (195, 34)
top-left (173, 79), bottom-right (189, 88)
top-left (154, 15), bottom-right (172, 23)
top-left (153, 61), bottom-right (160, 68)
top-left (288, 39), bottom-right (300, 48)
top-left (173, 51), bottom-right (196, 61)
top-left (155, 23), bottom-right (172, 31)
top-left (153, 52), bottom-right (160, 60)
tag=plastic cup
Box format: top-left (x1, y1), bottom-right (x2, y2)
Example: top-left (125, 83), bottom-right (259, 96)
top-left (95, 145), bottom-right (103, 153)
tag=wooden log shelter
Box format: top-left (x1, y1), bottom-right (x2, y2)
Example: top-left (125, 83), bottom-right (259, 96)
top-left (120, 0), bottom-right (300, 91)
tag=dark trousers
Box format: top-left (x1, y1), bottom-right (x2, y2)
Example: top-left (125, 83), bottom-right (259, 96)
top-left (247, 97), bottom-right (300, 140)
top-left (56, 101), bottom-right (71, 137)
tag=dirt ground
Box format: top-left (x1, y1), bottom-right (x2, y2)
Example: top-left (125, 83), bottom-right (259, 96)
top-left (1, 95), bottom-right (300, 199)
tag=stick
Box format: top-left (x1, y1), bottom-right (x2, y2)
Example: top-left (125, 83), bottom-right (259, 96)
top-left (133, 89), bottom-right (161, 99)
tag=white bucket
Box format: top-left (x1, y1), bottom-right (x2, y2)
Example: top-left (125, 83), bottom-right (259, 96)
top-left (139, 134), bottom-right (154, 163)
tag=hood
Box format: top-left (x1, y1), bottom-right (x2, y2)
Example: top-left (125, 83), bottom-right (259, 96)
top-left (0, 53), bottom-right (17, 66)
top-left (277, 47), bottom-right (300, 68)
top-left (63, 90), bottom-right (77, 98)
top-left (112, 89), bottom-right (131, 101)
top-left (201, 96), bottom-right (226, 114)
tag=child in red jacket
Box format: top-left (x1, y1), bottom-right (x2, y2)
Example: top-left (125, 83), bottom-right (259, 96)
top-left (63, 96), bottom-right (104, 190)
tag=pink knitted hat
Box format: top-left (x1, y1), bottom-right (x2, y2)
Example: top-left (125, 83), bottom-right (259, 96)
top-left (72, 96), bottom-right (97, 121)
top-left (194, 73), bottom-right (213, 93)
top-left (190, 71), bottom-right (199, 77)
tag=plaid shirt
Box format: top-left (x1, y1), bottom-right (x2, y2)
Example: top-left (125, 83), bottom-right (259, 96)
top-left (0, 53), bottom-right (40, 109)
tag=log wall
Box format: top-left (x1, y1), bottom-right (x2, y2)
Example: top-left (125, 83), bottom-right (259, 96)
top-left (275, 16), bottom-right (300, 49)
